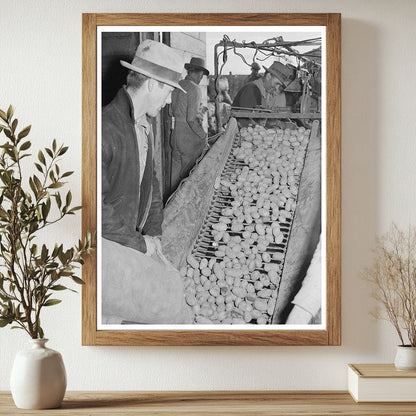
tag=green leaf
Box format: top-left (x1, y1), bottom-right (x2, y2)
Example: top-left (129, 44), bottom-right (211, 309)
top-left (50, 284), bottom-right (68, 291)
top-left (6, 105), bottom-right (14, 122)
top-left (0, 317), bottom-right (13, 327)
top-left (52, 139), bottom-right (57, 152)
top-left (69, 206), bottom-right (82, 213)
top-left (33, 175), bottom-right (42, 192)
top-left (48, 182), bottom-right (64, 189)
top-left (45, 148), bottom-right (53, 158)
top-left (19, 140), bottom-right (31, 151)
top-left (65, 191), bottom-right (72, 207)
top-left (54, 193), bottom-right (62, 209)
top-left (17, 125), bottom-right (31, 140)
top-left (4, 129), bottom-right (12, 140)
top-left (43, 299), bottom-right (62, 307)
top-left (38, 325), bottom-right (44, 339)
top-left (61, 171), bottom-right (74, 178)
top-left (38, 150), bottom-right (46, 165)
top-left (11, 119), bottom-right (18, 133)
top-left (0, 109), bottom-right (7, 121)
top-left (29, 177), bottom-right (37, 197)
top-left (34, 162), bottom-right (43, 173)
top-left (41, 244), bottom-right (48, 262)
top-left (58, 146), bottom-right (68, 156)
top-left (72, 276), bottom-right (85, 285)
top-left (41, 202), bottom-right (50, 220)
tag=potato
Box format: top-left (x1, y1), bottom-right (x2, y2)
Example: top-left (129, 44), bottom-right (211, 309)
top-left (207, 296), bottom-right (216, 304)
top-left (203, 280), bottom-right (211, 291)
top-left (244, 311), bottom-right (253, 323)
top-left (213, 231), bottom-right (224, 242)
top-left (257, 316), bottom-right (268, 325)
top-left (254, 298), bottom-right (268, 312)
top-left (232, 318), bottom-right (246, 325)
top-left (267, 299), bottom-right (276, 316)
top-left (273, 252), bottom-right (285, 261)
top-left (187, 254), bottom-right (199, 269)
top-left (213, 263), bottom-right (225, 279)
top-left (246, 293), bottom-right (257, 302)
top-left (262, 252), bottom-right (271, 263)
top-left (257, 289), bottom-right (272, 298)
top-left (226, 268), bottom-right (244, 278)
top-left (212, 222), bottom-right (227, 232)
top-left (201, 267), bottom-right (211, 277)
top-left (196, 316), bottom-right (213, 324)
top-left (185, 294), bottom-right (198, 306)
top-left (225, 302), bottom-right (234, 311)
top-left (232, 286), bottom-right (247, 299)
top-left (209, 285), bottom-right (220, 297)
top-left (200, 306), bottom-right (214, 317)
top-left (268, 270), bottom-right (279, 285)
top-left (209, 274), bottom-right (217, 282)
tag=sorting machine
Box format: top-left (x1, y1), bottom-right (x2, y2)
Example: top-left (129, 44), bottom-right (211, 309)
top-left (162, 115), bottom-right (321, 324)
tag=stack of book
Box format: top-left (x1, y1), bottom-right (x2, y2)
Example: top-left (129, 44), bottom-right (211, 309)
top-left (348, 364), bottom-right (416, 402)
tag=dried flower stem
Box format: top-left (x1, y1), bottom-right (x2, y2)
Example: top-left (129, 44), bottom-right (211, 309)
top-left (363, 223), bottom-right (416, 347)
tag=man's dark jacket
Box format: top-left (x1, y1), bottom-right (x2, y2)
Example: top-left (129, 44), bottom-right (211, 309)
top-left (102, 87), bottom-right (163, 253)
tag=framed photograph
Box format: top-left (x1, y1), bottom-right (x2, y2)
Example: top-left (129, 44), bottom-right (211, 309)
top-left (82, 13), bottom-right (341, 346)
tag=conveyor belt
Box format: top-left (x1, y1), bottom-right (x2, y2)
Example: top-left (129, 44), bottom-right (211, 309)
top-left (181, 123), bottom-right (312, 324)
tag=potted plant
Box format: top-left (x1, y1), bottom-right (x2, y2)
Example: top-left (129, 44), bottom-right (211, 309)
top-left (0, 106), bottom-right (94, 408)
top-left (363, 223), bottom-right (416, 370)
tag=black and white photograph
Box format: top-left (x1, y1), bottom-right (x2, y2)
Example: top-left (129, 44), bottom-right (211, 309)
top-left (97, 27), bottom-right (325, 330)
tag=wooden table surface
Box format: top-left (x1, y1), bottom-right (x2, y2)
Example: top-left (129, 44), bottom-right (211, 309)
top-left (1, 391), bottom-right (416, 415)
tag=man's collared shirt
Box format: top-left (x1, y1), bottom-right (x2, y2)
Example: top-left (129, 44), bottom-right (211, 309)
top-left (134, 115), bottom-right (151, 185)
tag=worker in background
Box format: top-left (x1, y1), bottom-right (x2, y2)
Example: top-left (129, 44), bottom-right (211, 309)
top-left (245, 61), bottom-right (261, 83)
top-left (265, 82), bottom-right (287, 110)
top-left (232, 61), bottom-right (288, 127)
top-left (170, 57), bottom-right (209, 193)
top-left (101, 39), bottom-right (191, 325)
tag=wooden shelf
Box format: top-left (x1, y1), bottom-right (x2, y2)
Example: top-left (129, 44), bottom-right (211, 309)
top-left (1, 391), bottom-right (416, 415)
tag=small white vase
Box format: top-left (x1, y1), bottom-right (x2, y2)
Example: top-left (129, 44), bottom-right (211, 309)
top-left (394, 345), bottom-right (416, 371)
top-left (10, 338), bottom-right (67, 409)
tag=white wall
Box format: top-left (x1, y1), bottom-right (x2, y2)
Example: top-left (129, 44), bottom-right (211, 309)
top-left (1, 0), bottom-right (416, 391)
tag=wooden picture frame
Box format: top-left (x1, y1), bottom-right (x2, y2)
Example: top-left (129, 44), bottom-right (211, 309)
top-left (82, 13), bottom-right (341, 346)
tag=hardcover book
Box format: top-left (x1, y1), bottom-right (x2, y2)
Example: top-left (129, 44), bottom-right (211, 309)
top-left (348, 364), bottom-right (416, 402)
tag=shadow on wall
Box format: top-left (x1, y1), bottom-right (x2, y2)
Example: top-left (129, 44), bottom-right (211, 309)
top-left (341, 18), bottom-right (381, 355)
top-left (101, 32), bottom-right (141, 106)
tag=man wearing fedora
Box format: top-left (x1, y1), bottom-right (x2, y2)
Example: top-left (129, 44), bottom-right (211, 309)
top-left (232, 61), bottom-right (290, 127)
top-left (170, 57), bottom-right (209, 193)
top-left (101, 39), bottom-right (191, 325)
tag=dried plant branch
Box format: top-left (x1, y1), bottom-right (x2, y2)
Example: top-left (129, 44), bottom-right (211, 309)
top-left (363, 223), bottom-right (416, 346)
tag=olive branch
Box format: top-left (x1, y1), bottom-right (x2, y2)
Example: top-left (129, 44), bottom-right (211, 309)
top-left (0, 105), bottom-right (95, 339)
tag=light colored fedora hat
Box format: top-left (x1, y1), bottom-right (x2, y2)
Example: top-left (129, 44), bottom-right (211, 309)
top-left (120, 39), bottom-right (186, 92)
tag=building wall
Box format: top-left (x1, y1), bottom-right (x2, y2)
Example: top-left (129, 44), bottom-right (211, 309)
top-left (1, 0), bottom-right (416, 391)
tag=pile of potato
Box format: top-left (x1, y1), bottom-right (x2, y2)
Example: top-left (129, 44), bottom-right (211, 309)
top-left (180, 124), bottom-right (311, 324)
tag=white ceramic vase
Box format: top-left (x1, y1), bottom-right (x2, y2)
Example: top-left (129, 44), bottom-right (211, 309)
top-left (10, 338), bottom-right (67, 409)
top-left (394, 345), bottom-right (416, 371)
